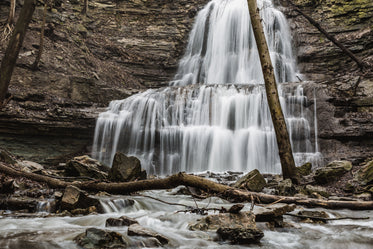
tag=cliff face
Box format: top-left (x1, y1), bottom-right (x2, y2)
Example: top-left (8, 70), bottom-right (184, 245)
top-left (0, 0), bottom-right (372, 164)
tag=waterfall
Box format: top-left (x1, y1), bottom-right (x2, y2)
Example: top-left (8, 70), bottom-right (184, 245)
top-left (92, 0), bottom-right (321, 175)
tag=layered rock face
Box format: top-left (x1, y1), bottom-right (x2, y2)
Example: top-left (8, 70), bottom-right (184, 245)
top-left (0, 0), bottom-right (372, 164)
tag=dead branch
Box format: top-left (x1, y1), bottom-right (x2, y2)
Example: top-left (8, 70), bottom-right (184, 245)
top-left (285, 213), bottom-right (370, 222)
top-left (1, 162), bottom-right (373, 210)
top-left (285, 0), bottom-right (367, 70)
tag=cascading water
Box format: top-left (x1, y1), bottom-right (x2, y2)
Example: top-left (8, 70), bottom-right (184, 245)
top-left (92, 0), bottom-right (321, 175)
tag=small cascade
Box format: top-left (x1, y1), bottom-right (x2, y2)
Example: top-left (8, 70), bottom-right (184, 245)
top-left (100, 198), bottom-right (135, 213)
top-left (92, 0), bottom-right (322, 175)
top-left (36, 200), bottom-right (52, 213)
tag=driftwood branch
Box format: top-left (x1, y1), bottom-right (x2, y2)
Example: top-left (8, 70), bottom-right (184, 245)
top-left (285, 0), bottom-right (367, 70)
top-left (1, 162), bottom-right (373, 210)
top-left (285, 213), bottom-right (370, 222)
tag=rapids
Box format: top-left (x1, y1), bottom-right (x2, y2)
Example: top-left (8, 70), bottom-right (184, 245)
top-left (1, 189), bottom-right (372, 248)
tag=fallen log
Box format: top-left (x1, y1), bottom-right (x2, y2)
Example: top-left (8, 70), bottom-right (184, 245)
top-left (1, 162), bottom-right (373, 210)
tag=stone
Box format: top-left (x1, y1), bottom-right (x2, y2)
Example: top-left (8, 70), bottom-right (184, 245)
top-left (254, 203), bottom-right (296, 222)
top-left (108, 152), bottom-right (146, 182)
top-left (314, 161), bottom-right (353, 184)
top-left (106, 216), bottom-right (138, 227)
top-left (128, 224), bottom-right (168, 245)
top-left (217, 227), bottom-right (264, 244)
top-left (0, 149), bottom-right (17, 164)
top-left (304, 185), bottom-right (330, 198)
top-left (355, 160), bottom-right (373, 186)
top-left (65, 155), bottom-right (109, 180)
top-left (276, 179), bottom-right (296, 196)
top-left (297, 162), bottom-right (312, 176)
top-left (60, 185), bottom-right (100, 211)
top-left (228, 204), bottom-right (244, 214)
top-left (297, 210), bottom-right (329, 223)
top-left (233, 169), bottom-right (266, 192)
top-left (74, 228), bottom-right (127, 249)
top-left (71, 206), bottom-right (97, 215)
top-left (189, 212), bottom-right (257, 231)
top-left (18, 161), bottom-right (44, 173)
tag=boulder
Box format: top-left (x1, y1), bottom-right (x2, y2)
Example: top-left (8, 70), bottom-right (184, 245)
top-left (276, 179), bottom-right (296, 196)
top-left (18, 161), bottom-right (44, 173)
top-left (65, 155), bottom-right (109, 180)
top-left (297, 162), bottom-right (312, 176)
top-left (233, 169), bottom-right (266, 192)
top-left (304, 185), bottom-right (330, 198)
top-left (128, 224), bottom-right (168, 245)
top-left (108, 152), bottom-right (146, 182)
top-left (189, 212), bottom-right (257, 231)
top-left (106, 216), bottom-right (138, 227)
top-left (74, 228), bottom-right (127, 249)
top-left (314, 161), bottom-right (352, 184)
top-left (253, 203), bottom-right (296, 222)
top-left (60, 185), bottom-right (100, 211)
top-left (217, 227), bottom-right (264, 244)
top-left (189, 211), bottom-right (263, 244)
top-left (355, 160), bottom-right (373, 185)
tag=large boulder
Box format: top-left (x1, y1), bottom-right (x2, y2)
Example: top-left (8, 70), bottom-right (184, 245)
top-left (355, 160), bottom-right (373, 185)
top-left (217, 227), bottom-right (264, 244)
top-left (60, 185), bottom-right (100, 211)
top-left (314, 161), bottom-right (352, 184)
top-left (65, 155), bottom-right (109, 180)
top-left (233, 169), bottom-right (266, 192)
top-left (74, 228), bottom-right (127, 249)
top-left (297, 162), bottom-right (312, 176)
top-left (108, 152), bottom-right (146, 182)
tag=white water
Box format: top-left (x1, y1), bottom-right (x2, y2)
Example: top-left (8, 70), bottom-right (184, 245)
top-left (92, 0), bottom-right (322, 174)
top-left (1, 190), bottom-right (372, 249)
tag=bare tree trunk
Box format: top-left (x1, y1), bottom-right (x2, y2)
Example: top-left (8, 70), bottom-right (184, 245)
top-left (285, 0), bottom-right (366, 70)
top-left (0, 0), bottom-right (36, 106)
top-left (246, 0), bottom-right (299, 183)
top-left (7, 0), bottom-right (16, 25)
top-left (82, 0), bottom-right (88, 14)
top-left (1, 163), bottom-right (372, 210)
top-left (32, 0), bottom-right (48, 70)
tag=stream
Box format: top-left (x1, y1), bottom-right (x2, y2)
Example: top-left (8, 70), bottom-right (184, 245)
top-left (1, 188), bottom-right (372, 249)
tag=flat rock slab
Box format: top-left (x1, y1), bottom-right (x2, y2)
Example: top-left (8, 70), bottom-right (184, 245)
top-left (254, 203), bottom-right (296, 222)
top-left (189, 212), bottom-right (256, 231)
top-left (128, 224), bottom-right (169, 245)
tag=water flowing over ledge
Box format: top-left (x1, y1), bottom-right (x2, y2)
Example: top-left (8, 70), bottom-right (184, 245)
top-left (92, 0), bottom-right (322, 174)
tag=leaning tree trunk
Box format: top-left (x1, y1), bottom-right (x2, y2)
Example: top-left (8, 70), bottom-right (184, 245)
top-left (247, 0), bottom-right (299, 183)
top-left (0, 0), bottom-right (36, 106)
top-left (8, 0), bottom-right (16, 25)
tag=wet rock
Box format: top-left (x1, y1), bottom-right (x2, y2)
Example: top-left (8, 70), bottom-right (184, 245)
top-left (189, 212), bottom-right (257, 231)
top-left (314, 161), bottom-right (352, 184)
top-left (65, 155), bottom-right (109, 180)
top-left (297, 162), bottom-right (312, 176)
top-left (71, 206), bottom-right (97, 215)
top-left (108, 152), bottom-right (147, 182)
top-left (276, 179), bottom-right (296, 196)
top-left (74, 227), bottom-right (127, 249)
top-left (60, 185), bottom-right (100, 211)
top-left (254, 203), bottom-right (296, 222)
top-left (228, 204), bottom-right (244, 214)
top-left (297, 210), bottom-right (329, 223)
top-left (217, 227), bottom-right (264, 244)
top-left (233, 169), bottom-right (266, 192)
top-left (355, 160), bottom-right (373, 185)
top-left (106, 216), bottom-right (138, 227)
top-left (128, 224), bottom-right (168, 245)
top-left (304, 185), bottom-right (330, 198)
top-left (129, 237), bottom-right (163, 248)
